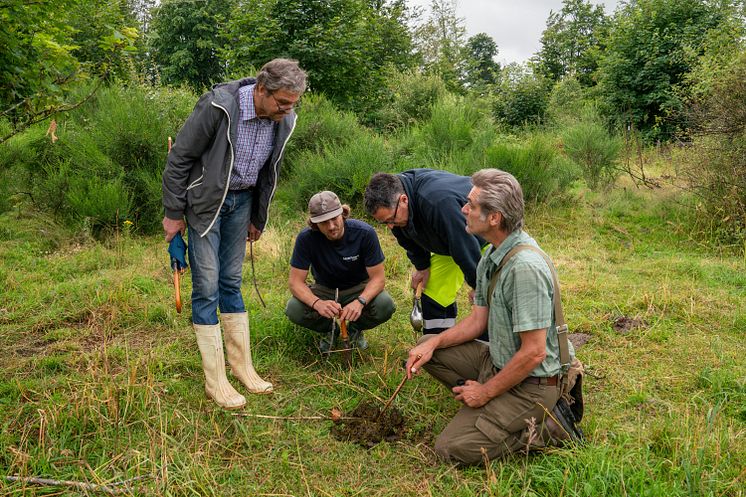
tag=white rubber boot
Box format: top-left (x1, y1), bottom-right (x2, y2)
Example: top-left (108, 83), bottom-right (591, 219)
top-left (222, 312), bottom-right (273, 394)
top-left (194, 323), bottom-right (246, 409)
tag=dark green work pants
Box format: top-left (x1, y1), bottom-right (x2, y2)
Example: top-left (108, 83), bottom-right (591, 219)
top-left (284, 282), bottom-right (395, 335)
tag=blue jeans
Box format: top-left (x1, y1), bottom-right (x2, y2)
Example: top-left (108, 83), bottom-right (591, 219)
top-left (188, 190), bottom-right (252, 325)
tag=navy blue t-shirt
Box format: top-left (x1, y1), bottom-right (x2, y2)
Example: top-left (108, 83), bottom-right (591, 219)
top-left (290, 219), bottom-right (385, 290)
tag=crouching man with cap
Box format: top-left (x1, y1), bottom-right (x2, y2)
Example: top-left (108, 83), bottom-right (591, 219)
top-left (285, 191), bottom-right (396, 352)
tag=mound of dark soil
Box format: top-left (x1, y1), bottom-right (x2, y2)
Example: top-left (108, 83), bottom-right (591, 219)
top-left (612, 315), bottom-right (646, 334)
top-left (330, 400), bottom-right (405, 447)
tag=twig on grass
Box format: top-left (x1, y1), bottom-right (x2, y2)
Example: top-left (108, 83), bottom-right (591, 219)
top-left (231, 413), bottom-right (361, 421)
top-left (295, 434), bottom-right (312, 497)
top-left (4, 475), bottom-right (132, 495)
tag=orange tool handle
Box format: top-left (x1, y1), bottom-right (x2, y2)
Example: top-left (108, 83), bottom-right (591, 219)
top-left (174, 269), bottom-right (182, 313)
top-left (339, 319), bottom-right (349, 340)
top-left (415, 281), bottom-right (424, 298)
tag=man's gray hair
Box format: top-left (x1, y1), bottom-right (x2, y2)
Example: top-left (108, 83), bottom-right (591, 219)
top-left (256, 58), bottom-right (307, 94)
top-left (471, 168), bottom-right (524, 232)
top-left (364, 173), bottom-right (403, 215)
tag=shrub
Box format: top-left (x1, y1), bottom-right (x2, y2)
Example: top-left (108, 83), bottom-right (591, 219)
top-left (562, 117), bottom-right (622, 189)
top-left (366, 70), bottom-right (448, 132)
top-left (85, 85), bottom-right (195, 232)
top-left (683, 51), bottom-right (746, 245)
top-left (283, 94), bottom-right (365, 175)
top-left (411, 94), bottom-right (494, 166)
top-left (492, 63), bottom-right (551, 128)
top-left (0, 85), bottom-right (196, 235)
top-left (277, 133), bottom-right (395, 214)
top-left (479, 133), bottom-right (580, 202)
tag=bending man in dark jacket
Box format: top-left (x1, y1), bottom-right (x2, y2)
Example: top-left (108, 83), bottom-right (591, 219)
top-left (162, 58), bottom-right (307, 409)
top-left (364, 169), bottom-right (485, 336)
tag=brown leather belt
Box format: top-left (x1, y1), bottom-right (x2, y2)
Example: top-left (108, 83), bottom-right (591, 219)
top-left (524, 375), bottom-right (558, 386)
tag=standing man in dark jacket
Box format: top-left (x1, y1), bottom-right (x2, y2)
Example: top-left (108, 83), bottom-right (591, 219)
top-left (364, 169), bottom-right (486, 337)
top-left (162, 58), bottom-right (307, 409)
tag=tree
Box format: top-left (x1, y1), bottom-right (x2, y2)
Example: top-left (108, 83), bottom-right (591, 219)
top-left (462, 33), bottom-right (500, 92)
top-left (412, 0), bottom-right (467, 93)
top-left (597, 0), bottom-right (730, 142)
top-left (147, 0), bottom-right (234, 90)
top-left (492, 63), bottom-right (551, 128)
top-left (223, 0), bottom-right (414, 112)
top-left (535, 0), bottom-right (608, 86)
top-left (0, 0), bottom-right (138, 143)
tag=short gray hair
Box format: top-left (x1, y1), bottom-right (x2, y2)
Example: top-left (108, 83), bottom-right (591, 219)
top-left (256, 58), bottom-right (307, 94)
top-left (471, 169), bottom-right (524, 232)
top-left (364, 173), bottom-right (403, 215)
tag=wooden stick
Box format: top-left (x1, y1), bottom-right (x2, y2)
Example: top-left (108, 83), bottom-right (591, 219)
top-left (5, 476), bottom-right (126, 495)
top-left (375, 373), bottom-right (408, 421)
top-left (231, 413), bottom-right (361, 421)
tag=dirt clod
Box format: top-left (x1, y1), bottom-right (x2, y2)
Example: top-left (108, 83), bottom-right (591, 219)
top-left (612, 315), bottom-right (646, 334)
top-left (568, 333), bottom-right (592, 349)
top-left (331, 400), bottom-right (405, 447)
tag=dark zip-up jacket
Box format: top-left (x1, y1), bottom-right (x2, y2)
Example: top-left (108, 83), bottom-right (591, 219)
top-left (393, 169), bottom-right (485, 289)
top-left (162, 78), bottom-right (296, 237)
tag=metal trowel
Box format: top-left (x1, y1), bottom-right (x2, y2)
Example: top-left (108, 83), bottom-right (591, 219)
top-left (409, 281), bottom-right (424, 333)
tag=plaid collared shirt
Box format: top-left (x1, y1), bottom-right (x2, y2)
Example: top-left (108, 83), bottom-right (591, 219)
top-left (229, 84), bottom-right (276, 190)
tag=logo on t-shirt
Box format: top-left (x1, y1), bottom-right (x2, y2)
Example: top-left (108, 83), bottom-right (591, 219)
top-left (342, 255), bottom-right (359, 262)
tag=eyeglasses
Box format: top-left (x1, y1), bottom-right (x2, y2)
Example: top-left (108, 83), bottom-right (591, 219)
top-left (270, 92), bottom-right (301, 111)
top-left (377, 195), bottom-right (401, 225)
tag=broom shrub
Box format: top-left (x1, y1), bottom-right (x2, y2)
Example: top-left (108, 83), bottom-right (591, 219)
top-left (481, 133), bottom-right (580, 202)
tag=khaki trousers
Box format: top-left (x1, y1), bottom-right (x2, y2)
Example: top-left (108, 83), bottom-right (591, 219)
top-left (420, 335), bottom-right (560, 465)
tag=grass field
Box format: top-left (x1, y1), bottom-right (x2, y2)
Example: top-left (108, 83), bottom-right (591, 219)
top-left (0, 183), bottom-right (744, 496)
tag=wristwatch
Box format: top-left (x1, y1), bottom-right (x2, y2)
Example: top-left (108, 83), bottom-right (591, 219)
top-left (356, 296), bottom-right (368, 306)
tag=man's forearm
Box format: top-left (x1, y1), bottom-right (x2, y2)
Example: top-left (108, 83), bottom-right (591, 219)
top-left (289, 279), bottom-right (318, 308)
top-left (360, 277), bottom-right (384, 303)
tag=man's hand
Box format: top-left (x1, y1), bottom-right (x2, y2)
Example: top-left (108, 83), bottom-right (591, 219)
top-left (313, 299), bottom-right (342, 319)
top-left (405, 340), bottom-right (436, 380)
top-left (248, 223), bottom-right (262, 242)
top-left (163, 216), bottom-right (186, 242)
top-left (453, 380), bottom-right (491, 408)
top-left (411, 268), bottom-right (430, 291)
top-left (340, 300), bottom-right (363, 322)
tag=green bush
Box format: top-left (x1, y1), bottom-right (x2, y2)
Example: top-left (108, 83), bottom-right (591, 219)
top-left (0, 85), bottom-right (196, 235)
top-left (278, 133), bottom-right (395, 213)
top-left (284, 94), bottom-right (365, 175)
top-left (480, 134), bottom-right (580, 202)
top-left (683, 51), bottom-right (746, 245)
top-left (366, 70), bottom-right (448, 132)
top-left (86, 85), bottom-right (195, 232)
top-left (492, 64), bottom-right (551, 128)
top-left (562, 118), bottom-right (622, 189)
top-left (412, 94), bottom-right (494, 165)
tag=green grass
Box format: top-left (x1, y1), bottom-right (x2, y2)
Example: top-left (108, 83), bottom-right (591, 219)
top-left (1, 184), bottom-right (744, 496)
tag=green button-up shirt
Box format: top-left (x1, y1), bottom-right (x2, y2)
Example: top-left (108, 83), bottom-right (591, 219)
top-left (474, 230), bottom-right (574, 377)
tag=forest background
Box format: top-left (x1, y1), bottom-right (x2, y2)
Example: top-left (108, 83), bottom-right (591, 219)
top-left (1, 0), bottom-right (745, 495)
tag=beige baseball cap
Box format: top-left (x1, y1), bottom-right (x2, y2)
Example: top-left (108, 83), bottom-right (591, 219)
top-left (308, 191), bottom-right (343, 223)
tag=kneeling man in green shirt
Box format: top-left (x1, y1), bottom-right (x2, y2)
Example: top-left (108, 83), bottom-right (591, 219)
top-left (405, 168), bottom-right (576, 465)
